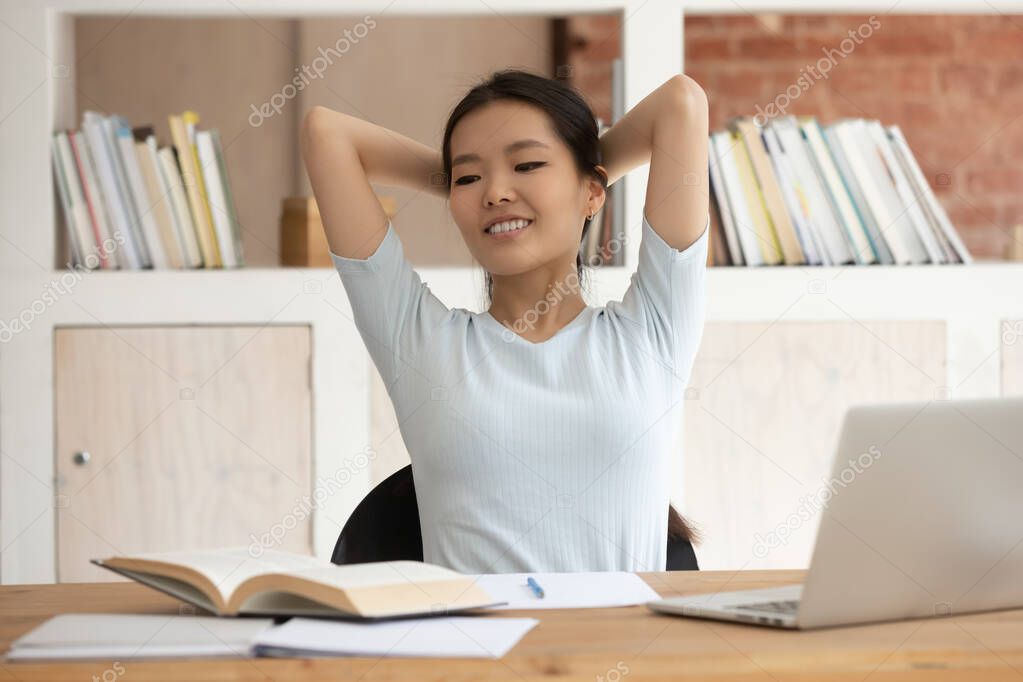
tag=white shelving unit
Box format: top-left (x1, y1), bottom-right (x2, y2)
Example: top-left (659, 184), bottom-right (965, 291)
top-left (2, 0), bottom-right (1021, 583)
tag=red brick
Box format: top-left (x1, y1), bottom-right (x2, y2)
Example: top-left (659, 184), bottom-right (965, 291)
top-left (915, 139), bottom-right (1005, 181)
top-left (893, 65), bottom-right (936, 97)
top-left (737, 35), bottom-right (802, 60)
top-left (996, 64), bottom-right (1023, 92)
top-left (717, 68), bottom-right (766, 98)
top-left (784, 15), bottom-right (837, 33)
top-left (718, 15), bottom-right (773, 34)
top-left (854, 33), bottom-right (950, 59)
top-left (900, 100), bottom-right (951, 133)
top-left (939, 63), bottom-right (994, 98)
top-left (954, 16), bottom-right (1011, 32)
top-left (993, 120), bottom-right (1023, 164)
top-left (567, 13), bottom-right (1020, 258)
top-left (574, 14), bottom-right (619, 34)
top-left (966, 166), bottom-right (1023, 195)
top-left (683, 66), bottom-right (716, 91)
top-left (684, 16), bottom-right (718, 36)
top-left (945, 196), bottom-right (998, 227)
top-left (953, 123), bottom-right (1023, 167)
top-left (960, 30), bottom-right (1023, 60)
top-left (959, 224), bottom-right (1007, 259)
top-left (685, 36), bottom-right (732, 60)
top-left (909, 151), bottom-right (962, 192)
top-left (826, 14), bottom-right (881, 30)
top-left (1000, 201), bottom-right (1023, 227)
top-left (828, 66), bottom-right (893, 92)
top-left (574, 34), bottom-right (621, 61)
top-left (874, 15), bottom-right (948, 33)
top-left (801, 26), bottom-right (883, 60)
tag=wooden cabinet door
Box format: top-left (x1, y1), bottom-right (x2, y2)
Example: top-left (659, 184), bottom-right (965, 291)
top-left (54, 326), bottom-right (312, 582)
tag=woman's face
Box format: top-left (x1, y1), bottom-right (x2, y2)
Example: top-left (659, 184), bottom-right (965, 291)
top-left (448, 100), bottom-right (603, 277)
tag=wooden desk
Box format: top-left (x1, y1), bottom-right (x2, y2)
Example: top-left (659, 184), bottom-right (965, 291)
top-left (3, 569), bottom-right (1023, 681)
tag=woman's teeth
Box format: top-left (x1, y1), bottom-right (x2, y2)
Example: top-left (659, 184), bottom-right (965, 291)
top-left (487, 219), bottom-right (531, 234)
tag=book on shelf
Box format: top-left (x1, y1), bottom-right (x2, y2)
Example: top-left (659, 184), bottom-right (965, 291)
top-left (51, 109), bottom-right (245, 270)
top-left (707, 115), bottom-right (971, 267)
top-left (92, 547), bottom-right (502, 619)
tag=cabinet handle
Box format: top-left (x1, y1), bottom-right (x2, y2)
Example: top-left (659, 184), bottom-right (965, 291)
top-left (72, 451), bottom-right (91, 466)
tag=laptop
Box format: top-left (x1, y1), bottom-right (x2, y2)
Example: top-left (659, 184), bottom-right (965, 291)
top-left (648, 396), bottom-right (1023, 629)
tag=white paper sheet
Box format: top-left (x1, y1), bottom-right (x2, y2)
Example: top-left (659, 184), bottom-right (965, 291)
top-left (6, 614), bottom-right (274, 661)
top-left (471, 571), bottom-right (661, 610)
top-left (253, 616), bottom-right (538, 659)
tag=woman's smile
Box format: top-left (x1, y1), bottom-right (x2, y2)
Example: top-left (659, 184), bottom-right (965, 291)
top-left (486, 219), bottom-right (533, 240)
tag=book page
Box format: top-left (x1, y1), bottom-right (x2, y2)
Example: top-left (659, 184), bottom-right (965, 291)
top-left (118, 547), bottom-right (324, 600)
top-left (268, 560), bottom-right (465, 590)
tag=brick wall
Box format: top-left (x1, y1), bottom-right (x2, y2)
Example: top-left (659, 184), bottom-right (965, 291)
top-left (566, 14), bottom-right (1023, 260)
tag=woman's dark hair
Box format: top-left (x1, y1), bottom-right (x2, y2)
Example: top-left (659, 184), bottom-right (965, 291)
top-left (441, 69), bottom-right (608, 306)
top-left (668, 506), bottom-right (701, 546)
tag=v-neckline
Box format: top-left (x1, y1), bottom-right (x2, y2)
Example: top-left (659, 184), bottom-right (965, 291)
top-left (482, 306), bottom-right (592, 347)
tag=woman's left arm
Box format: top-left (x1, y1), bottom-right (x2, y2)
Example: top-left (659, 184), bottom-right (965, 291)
top-left (598, 74), bottom-right (710, 252)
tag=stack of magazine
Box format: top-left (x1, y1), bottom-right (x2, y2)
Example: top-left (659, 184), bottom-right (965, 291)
top-left (708, 115), bottom-right (971, 266)
top-left (51, 110), bottom-right (245, 270)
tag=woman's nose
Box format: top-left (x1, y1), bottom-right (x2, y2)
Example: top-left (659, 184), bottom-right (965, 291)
top-left (484, 178), bottom-right (514, 207)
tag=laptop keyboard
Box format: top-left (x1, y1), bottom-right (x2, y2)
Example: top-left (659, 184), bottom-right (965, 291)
top-left (728, 599), bottom-right (800, 614)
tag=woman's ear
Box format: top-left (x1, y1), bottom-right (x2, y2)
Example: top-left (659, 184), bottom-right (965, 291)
top-left (587, 165), bottom-right (608, 216)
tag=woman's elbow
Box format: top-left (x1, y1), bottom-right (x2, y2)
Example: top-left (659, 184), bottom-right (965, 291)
top-left (666, 74), bottom-right (709, 114)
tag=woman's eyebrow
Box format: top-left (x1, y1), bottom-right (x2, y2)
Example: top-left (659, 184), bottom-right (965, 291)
top-left (452, 139), bottom-right (551, 167)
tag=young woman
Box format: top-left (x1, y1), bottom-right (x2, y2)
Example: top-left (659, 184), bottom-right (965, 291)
top-left (301, 69), bottom-right (709, 574)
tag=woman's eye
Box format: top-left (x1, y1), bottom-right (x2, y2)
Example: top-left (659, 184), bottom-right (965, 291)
top-left (453, 162), bottom-right (545, 186)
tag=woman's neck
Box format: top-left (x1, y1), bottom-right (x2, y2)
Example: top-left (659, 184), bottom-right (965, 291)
top-left (488, 277), bottom-right (587, 340)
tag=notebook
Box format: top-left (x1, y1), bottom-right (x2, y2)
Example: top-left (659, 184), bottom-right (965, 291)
top-left (5, 614), bottom-right (274, 661)
top-left (252, 616), bottom-right (538, 659)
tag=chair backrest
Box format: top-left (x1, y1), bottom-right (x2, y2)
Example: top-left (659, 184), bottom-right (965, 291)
top-left (330, 465), bottom-right (423, 565)
top-left (331, 464), bottom-right (699, 570)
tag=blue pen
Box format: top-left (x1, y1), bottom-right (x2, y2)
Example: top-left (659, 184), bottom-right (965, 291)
top-left (526, 576), bottom-right (545, 599)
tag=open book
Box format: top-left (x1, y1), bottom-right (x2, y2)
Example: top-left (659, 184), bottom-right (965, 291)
top-left (92, 548), bottom-right (502, 619)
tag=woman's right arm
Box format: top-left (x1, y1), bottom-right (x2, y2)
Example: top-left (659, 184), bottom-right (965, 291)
top-left (299, 105), bottom-right (447, 260)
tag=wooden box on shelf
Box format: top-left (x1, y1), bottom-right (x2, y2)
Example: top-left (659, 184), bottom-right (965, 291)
top-left (1009, 224), bottom-right (1023, 261)
top-left (280, 195), bottom-right (396, 267)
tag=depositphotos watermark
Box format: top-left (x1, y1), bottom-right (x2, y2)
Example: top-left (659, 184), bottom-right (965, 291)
top-left (597, 661), bottom-right (630, 682)
top-left (753, 16), bottom-right (881, 126)
top-left (248, 446), bottom-right (377, 557)
top-left (91, 661), bottom-right (126, 682)
top-left (0, 231), bottom-right (126, 343)
top-left (1002, 320), bottom-right (1023, 346)
top-left (499, 229), bottom-right (627, 343)
top-left (752, 444), bottom-right (882, 559)
top-left (249, 16), bottom-right (377, 127)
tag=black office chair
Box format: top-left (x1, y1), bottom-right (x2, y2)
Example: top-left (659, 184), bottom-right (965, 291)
top-left (331, 465), bottom-right (700, 570)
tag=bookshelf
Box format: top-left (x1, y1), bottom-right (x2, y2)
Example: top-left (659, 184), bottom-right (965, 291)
top-left (2, 0), bottom-right (1023, 583)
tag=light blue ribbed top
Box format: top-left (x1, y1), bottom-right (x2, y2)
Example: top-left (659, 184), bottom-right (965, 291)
top-left (331, 211), bottom-right (709, 574)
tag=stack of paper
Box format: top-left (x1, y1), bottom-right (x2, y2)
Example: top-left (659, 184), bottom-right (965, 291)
top-left (471, 571), bottom-right (661, 610)
top-left (253, 616), bottom-right (538, 659)
top-left (6, 613), bottom-right (538, 662)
